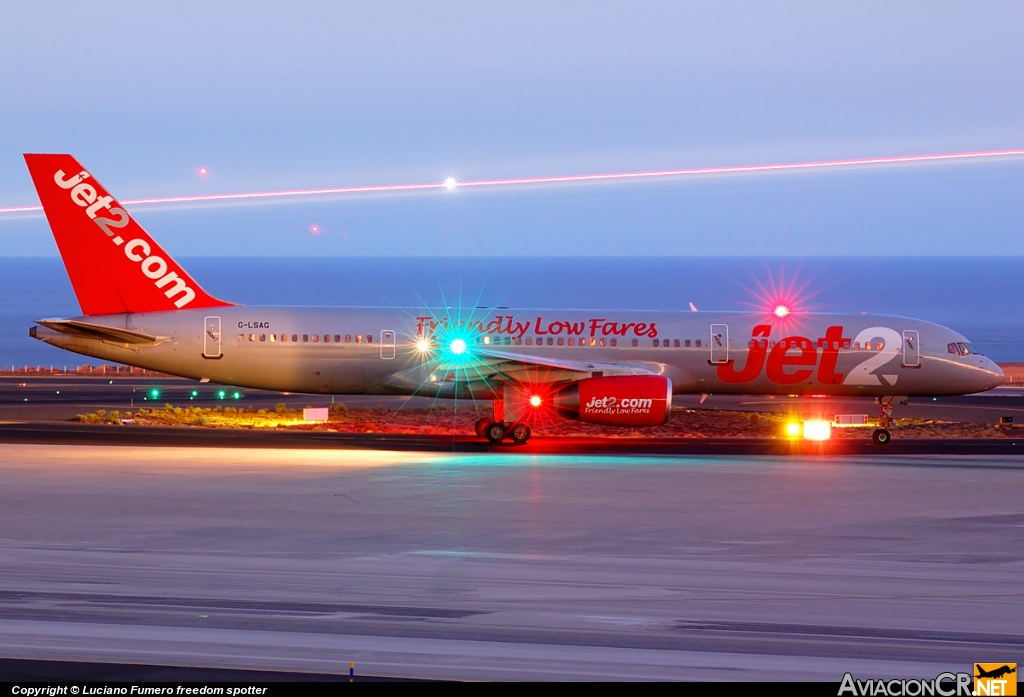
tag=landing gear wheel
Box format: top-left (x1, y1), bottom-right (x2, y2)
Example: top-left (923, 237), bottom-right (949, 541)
top-left (474, 418), bottom-right (492, 438)
top-left (485, 422), bottom-right (507, 444)
top-left (509, 423), bottom-right (531, 445)
top-left (872, 428), bottom-right (891, 445)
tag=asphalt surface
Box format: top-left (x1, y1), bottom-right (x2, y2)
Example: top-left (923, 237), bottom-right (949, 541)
top-left (0, 444), bottom-right (1020, 680)
top-left (0, 420), bottom-right (1021, 455)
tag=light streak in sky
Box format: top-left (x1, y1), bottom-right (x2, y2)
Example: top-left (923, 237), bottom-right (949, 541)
top-left (1, 147), bottom-right (1023, 216)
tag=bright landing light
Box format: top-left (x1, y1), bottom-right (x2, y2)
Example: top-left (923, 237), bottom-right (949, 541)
top-left (529, 395), bottom-right (543, 408)
top-left (443, 177), bottom-right (459, 192)
top-left (774, 305), bottom-right (790, 318)
top-left (416, 338), bottom-right (431, 352)
top-left (449, 339), bottom-right (467, 355)
top-left (803, 420), bottom-right (832, 441)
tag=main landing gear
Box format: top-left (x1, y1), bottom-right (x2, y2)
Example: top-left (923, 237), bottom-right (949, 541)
top-left (475, 418), bottom-right (532, 445)
top-left (872, 397), bottom-right (896, 445)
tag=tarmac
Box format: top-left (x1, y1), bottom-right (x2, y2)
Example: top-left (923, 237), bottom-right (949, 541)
top-left (0, 443), bottom-right (1020, 680)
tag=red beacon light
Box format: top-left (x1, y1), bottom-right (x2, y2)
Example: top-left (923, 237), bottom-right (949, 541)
top-left (529, 395), bottom-right (543, 408)
top-left (774, 304), bottom-right (790, 318)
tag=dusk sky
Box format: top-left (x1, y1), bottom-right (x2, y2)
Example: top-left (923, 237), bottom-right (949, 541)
top-left (1, 1), bottom-right (1022, 256)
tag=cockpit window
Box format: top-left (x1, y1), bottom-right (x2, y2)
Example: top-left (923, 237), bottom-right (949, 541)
top-left (948, 342), bottom-right (981, 357)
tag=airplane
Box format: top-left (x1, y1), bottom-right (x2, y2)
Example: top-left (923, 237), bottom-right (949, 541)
top-left (975, 665), bottom-right (1016, 680)
top-left (23, 154), bottom-right (1004, 445)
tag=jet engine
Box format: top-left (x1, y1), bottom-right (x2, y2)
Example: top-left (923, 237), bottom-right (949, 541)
top-left (550, 375), bottom-right (672, 427)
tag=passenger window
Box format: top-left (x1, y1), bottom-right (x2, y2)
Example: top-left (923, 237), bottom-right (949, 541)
top-left (323, 334), bottom-right (330, 343)
top-left (547, 337), bottom-right (553, 346)
top-left (557, 337), bottom-right (564, 346)
top-left (610, 338), bottom-right (617, 347)
top-left (877, 342), bottom-right (884, 351)
top-left (695, 339), bottom-right (701, 348)
top-left (269, 334), bottom-right (276, 342)
top-left (684, 339), bottom-right (691, 348)
top-left (525, 337), bottom-right (532, 346)
top-left (800, 340), bottom-right (809, 350)
top-left (237, 334), bottom-right (244, 342)
top-left (291, 334), bottom-right (298, 343)
top-left (313, 334), bottom-right (319, 343)
top-left (345, 335), bottom-right (351, 343)
top-left (674, 339), bottom-right (680, 348)
top-left (356, 335), bottom-right (362, 343)
top-left (865, 342), bottom-right (872, 351)
top-left (259, 334), bottom-right (266, 342)
top-left (631, 338), bottom-right (638, 347)
top-left (748, 339), bottom-right (756, 349)
top-left (568, 338), bottom-right (575, 346)
top-left (366, 334), bottom-right (372, 343)
top-left (768, 340), bottom-right (775, 349)
top-left (599, 338), bottom-right (606, 347)
top-left (504, 337), bottom-right (511, 345)
top-left (832, 341), bottom-right (838, 349)
top-left (334, 335), bottom-right (340, 343)
top-left (653, 339), bottom-right (660, 347)
top-left (842, 340), bottom-right (850, 349)
top-left (513, 337), bottom-right (521, 345)
top-left (590, 338), bottom-right (597, 346)
top-left (249, 333), bottom-right (255, 342)
top-left (302, 334), bottom-right (309, 342)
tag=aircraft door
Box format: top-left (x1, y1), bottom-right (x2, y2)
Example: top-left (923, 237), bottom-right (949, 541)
top-left (710, 324), bottom-right (729, 364)
top-left (203, 316), bottom-right (222, 359)
top-left (380, 330), bottom-right (396, 359)
top-left (902, 330), bottom-right (920, 367)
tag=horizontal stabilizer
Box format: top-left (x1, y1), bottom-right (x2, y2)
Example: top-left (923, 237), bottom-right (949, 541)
top-left (35, 318), bottom-right (170, 346)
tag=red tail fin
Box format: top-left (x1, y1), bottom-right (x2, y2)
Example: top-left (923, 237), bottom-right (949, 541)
top-left (24, 154), bottom-right (232, 316)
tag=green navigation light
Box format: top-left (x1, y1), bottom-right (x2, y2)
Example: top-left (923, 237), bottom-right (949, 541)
top-left (217, 390), bottom-right (226, 399)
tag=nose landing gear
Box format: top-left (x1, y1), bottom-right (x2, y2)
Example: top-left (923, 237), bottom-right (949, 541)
top-left (872, 396), bottom-right (897, 445)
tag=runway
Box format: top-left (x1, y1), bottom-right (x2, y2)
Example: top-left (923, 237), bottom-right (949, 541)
top-left (0, 444), bottom-right (1020, 680)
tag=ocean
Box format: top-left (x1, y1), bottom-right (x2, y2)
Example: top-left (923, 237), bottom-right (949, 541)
top-left (1, 256), bottom-right (1021, 367)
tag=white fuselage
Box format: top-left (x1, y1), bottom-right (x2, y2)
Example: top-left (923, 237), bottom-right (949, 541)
top-left (32, 305), bottom-right (1004, 399)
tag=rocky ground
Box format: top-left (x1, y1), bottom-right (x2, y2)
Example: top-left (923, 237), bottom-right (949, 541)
top-left (71, 403), bottom-right (1024, 439)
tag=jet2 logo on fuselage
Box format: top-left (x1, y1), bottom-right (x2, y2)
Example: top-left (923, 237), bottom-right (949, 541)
top-left (717, 325), bottom-right (904, 387)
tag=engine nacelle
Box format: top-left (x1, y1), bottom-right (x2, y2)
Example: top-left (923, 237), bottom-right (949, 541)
top-left (551, 375), bottom-right (672, 427)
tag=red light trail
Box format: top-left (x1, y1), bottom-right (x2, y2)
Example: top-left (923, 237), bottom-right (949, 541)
top-left (2, 147), bottom-right (1022, 216)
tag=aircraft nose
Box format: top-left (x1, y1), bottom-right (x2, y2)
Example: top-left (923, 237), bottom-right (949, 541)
top-left (973, 357), bottom-right (1004, 392)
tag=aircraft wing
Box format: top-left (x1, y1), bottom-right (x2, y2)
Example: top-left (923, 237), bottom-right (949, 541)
top-left (35, 318), bottom-right (171, 347)
top-left (455, 345), bottom-right (658, 382)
